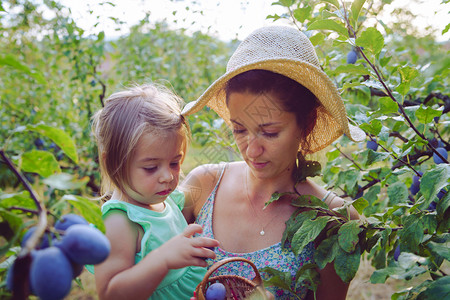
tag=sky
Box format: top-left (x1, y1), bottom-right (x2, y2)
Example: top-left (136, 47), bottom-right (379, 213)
top-left (56, 0), bottom-right (450, 42)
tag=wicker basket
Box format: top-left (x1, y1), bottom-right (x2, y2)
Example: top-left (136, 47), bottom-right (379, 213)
top-left (195, 257), bottom-right (267, 300)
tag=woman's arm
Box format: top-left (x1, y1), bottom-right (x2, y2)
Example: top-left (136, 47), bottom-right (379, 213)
top-left (298, 179), bottom-right (359, 300)
top-left (306, 263), bottom-right (350, 300)
top-left (180, 164), bottom-right (221, 223)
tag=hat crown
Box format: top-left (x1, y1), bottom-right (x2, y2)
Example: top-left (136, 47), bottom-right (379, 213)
top-left (227, 26), bottom-right (320, 72)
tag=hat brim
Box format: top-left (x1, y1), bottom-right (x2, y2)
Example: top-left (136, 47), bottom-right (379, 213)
top-left (182, 59), bottom-right (365, 153)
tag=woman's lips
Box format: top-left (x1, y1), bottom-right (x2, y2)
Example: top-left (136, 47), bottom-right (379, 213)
top-left (250, 161), bottom-right (268, 169)
top-left (156, 189), bottom-right (171, 196)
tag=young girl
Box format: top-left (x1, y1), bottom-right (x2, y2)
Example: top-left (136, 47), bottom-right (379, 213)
top-left (91, 83), bottom-right (219, 299)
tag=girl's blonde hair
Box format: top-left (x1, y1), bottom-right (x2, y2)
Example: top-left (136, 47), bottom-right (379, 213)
top-left (91, 83), bottom-right (190, 198)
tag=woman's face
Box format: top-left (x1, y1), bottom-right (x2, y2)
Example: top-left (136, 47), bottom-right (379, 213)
top-left (228, 91), bottom-right (302, 179)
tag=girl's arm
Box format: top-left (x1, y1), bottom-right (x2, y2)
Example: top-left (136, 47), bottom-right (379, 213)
top-left (95, 211), bottom-right (218, 300)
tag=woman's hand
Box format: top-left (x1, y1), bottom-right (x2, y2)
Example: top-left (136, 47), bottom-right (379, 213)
top-left (155, 224), bottom-right (219, 270)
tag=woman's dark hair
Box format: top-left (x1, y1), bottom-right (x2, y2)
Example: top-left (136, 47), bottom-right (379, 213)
top-left (225, 69), bottom-right (320, 152)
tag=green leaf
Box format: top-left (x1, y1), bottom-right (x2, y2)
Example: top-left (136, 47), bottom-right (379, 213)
top-left (416, 276), bottom-right (450, 299)
top-left (309, 32), bottom-right (326, 46)
top-left (334, 244), bottom-right (361, 282)
top-left (420, 165), bottom-right (450, 203)
top-left (295, 160), bottom-right (321, 182)
top-left (351, 0), bottom-right (366, 24)
top-left (272, 0), bottom-right (296, 8)
top-left (0, 191), bottom-right (36, 210)
top-left (338, 221), bottom-right (362, 253)
top-left (387, 181), bottom-right (409, 206)
top-left (42, 173), bottom-right (89, 190)
top-left (260, 267), bottom-right (293, 292)
top-left (292, 216), bottom-right (330, 255)
top-left (282, 210), bottom-right (318, 246)
top-left (443, 23), bottom-right (450, 35)
top-left (396, 66), bottom-right (419, 96)
top-left (397, 252), bottom-right (427, 270)
top-left (415, 105), bottom-right (444, 124)
top-left (27, 124), bottom-right (78, 163)
top-left (21, 150), bottom-right (61, 178)
top-left (356, 27), bottom-right (384, 55)
top-left (61, 195), bottom-right (105, 233)
top-left (295, 263), bottom-right (320, 293)
top-left (359, 119), bottom-right (382, 136)
top-left (0, 54), bottom-right (46, 85)
top-left (392, 265), bottom-right (426, 281)
top-left (293, 5), bottom-right (312, 23)
top-left (0, 208), bottom-right (23, 238)
top-left (363, 149), bottom-right (390, 167)
top-left (399, 215), bottom-right (424, 251)
top-left (307, 19), bottom-right (348, 37)
top-left (333, 64), bottom-right (369, 75)
top-left (427, 241), bottom-right (450, 261)
top-left (437, 190), bottom-right (450, 218)
top-left (378, 97), bottom-right (399, 114)
top-left (352, 197), bottom-right (369, 215)
top-left (315, 235), bottom-right (340, 269)
top-left (322, 0), bottom-right (339, 8)
top-left (370, 267), bottom-right (398, 284)
top-left (290, 194), bottom-right (328, 209)
top-left (336, 169), bottom-right (360, 195)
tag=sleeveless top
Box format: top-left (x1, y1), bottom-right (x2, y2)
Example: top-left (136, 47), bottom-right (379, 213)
top-left (195, 164), bottom-right (314, 299)
top-left (98, 190), bottom-right (206, 299)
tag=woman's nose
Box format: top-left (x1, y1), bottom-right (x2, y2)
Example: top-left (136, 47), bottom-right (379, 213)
top-left (246, 134), bottom-right (263, 159)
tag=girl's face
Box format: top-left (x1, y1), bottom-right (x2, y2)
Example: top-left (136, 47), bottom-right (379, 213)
top-left (228, 91), bottom-right (302, 179)
top-left (124, 130), bottom-right (184, 209)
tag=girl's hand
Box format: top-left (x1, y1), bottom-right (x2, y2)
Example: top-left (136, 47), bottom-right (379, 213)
top-left (156, 223), bottom-right (219, 270)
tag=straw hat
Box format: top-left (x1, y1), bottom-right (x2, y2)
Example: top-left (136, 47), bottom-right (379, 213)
top-left (182, 25), bottom-right (365, 153)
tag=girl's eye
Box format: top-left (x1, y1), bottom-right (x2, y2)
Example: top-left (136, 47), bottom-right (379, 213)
top-left (143, 167), bottom-right (157, 173)
top-left (170, 161), bottom-right (181, 168)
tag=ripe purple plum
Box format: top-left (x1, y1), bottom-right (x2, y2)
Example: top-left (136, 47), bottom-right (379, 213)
top-left (366, 140), bottom-right (378, 151)
top-left (57, 224), bottom-right (110, 265)
top-left (433, 147), bottom-right (448, 164)
top-left (21, 226), bottom-right (51, 249)
top-left (394, 245), bottom-right (401, 261)
top-left (30, 247), bottom-right (73, 300)
top-left (346, 50), bottom-right (357, 64)
top-left (205, 282), bottom-right (226, 300)
top-left (54, 213), bottom-right (88, 231)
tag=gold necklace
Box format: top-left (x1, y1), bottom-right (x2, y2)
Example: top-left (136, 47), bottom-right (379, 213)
top-left (244, 169), bottom-right (281, 236)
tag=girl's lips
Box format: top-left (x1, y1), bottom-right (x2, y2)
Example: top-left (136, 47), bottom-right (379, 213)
top-left (250, 161), bottom-right (268, 169)
top-left (156, 189), bottom-right (171, 196)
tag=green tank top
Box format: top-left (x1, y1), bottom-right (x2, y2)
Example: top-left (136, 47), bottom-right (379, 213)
top-left (92, 190), bottom-right (206, 299)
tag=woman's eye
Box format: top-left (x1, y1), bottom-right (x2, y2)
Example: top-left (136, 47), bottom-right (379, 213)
top-left (232, 128), bottom-right (246, 134)
top-left (263, 132), bottom-right (279, 138)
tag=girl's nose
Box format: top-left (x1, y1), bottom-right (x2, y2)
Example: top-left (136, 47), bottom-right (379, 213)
top-left (159, 168), bottom-right (174, 183)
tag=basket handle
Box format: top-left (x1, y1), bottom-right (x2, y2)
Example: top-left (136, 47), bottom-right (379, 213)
top-left (202, 257), bottom-right (263, 286)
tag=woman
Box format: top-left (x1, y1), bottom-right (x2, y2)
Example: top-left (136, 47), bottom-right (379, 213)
top-left (181, 26), bottom-right (365, 299)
